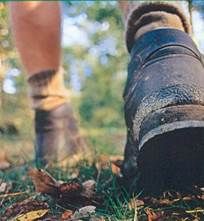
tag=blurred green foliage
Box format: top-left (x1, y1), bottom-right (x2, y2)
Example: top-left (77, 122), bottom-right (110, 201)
top-left (1, 1), bottom-right (204, 158)
top-left (0, 1), bottom-right (127, 158)
top-left (64, 2), bottom-right (127, 129)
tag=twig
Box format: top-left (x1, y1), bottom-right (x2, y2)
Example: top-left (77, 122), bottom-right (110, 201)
top-left (0, 191), bottom-right (28, 198)
top-left (133, 206), bottom-right (138, 221)
top-left (186, 209), bottom-right (204, 214)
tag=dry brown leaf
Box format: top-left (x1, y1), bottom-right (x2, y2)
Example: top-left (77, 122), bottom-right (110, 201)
top-left (28, 168), bottom-right (59, 197)
top-left (61, 210), bottom-right (73, 220)
top-left (0, 151), bottom-right (11, 170)
top-left (146, 209), bottom-right (164, 221)
top-left (2, 199), bottom-right (49, 220)
top-left (109, 155), bottom-right (123, 164)
top-left (96, 155), bottom-right (110, 170)
top-left (58, 182), bottom-right (82, 199)
top-left (57, 181), bottom-right (98, 208)
top-left (29, 168), bottom-right (99, 209)
top-left (111, 162), bottom-right (121, 175)
top-left (96, 155), bottom-right (123, 170)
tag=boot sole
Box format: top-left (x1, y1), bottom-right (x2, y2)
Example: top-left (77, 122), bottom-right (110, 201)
top-left (138, 105), bottom-right (204, 194)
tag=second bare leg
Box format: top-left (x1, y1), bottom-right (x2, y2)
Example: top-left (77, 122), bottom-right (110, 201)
top-left (9, 1), bottom-right (86, 166)
top-left (9, 1), bottom-right (61, 75)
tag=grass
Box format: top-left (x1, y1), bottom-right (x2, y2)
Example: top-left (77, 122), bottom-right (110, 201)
top-left (0, 160), bottom-right (134, 220)
top-left (1, 131), bottom-right (204, 220)
top-left (1, 158), bottom-right (204, 220)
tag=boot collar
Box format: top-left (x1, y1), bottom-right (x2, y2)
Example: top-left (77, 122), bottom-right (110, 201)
top-left (130, 28), bottom-right (200, 60)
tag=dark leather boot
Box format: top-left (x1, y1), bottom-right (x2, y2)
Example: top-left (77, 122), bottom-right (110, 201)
top-left (35, 103), bottom-right (86, 167)
top-left (122, 28), bottom-right (204, 194)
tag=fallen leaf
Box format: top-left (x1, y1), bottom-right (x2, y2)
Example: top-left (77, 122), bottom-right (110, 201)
top-left (12, 209), bottom-right (48, 221)
top-left (28, 168), bottom-right (59, 197)
top-left (61, 210), bottom-right (73, 220)
top-left (0, 181), bottom-right (12, 193)
top-left (96, 155), bottom-right (123, 171)
top-left (109, 155), bottom-right (123, 162)
top-left (73, 205), bottom-right (96, 219)
top-left (0, 151), bottom-right (11, 170)
top-left (29, 168), bottom-right (99, 209)
top-left (78, 205), bottom-right (96, 215)
top-left (111, 163), bottom-right (121, 175)
top-left (146, 209), bottom-right (164, 221)
top-left (81, 180), bottom-right (96, 198)
top-left (2, 199), bottom-right (49, 220)
top-left (59, 182), bottom-right (82, 198)
top-left (57, 181), bottom-right (96, 209)
top-left (96, 155), bottom-right (110, 170)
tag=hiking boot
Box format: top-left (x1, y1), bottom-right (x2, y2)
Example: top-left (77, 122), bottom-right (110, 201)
top-left (122, 14), bottom-right (204, 193)
top-left (35, 103), bottom-right (86, 167)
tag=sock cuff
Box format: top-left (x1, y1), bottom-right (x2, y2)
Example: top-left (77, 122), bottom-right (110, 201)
top-left (27, 68), bottom-right (69, 110)
top-left (28, 69), bottom-right (56, 88)
top-left (28, 68), bottom-right (68, 97)
top-left (126, 2), bottom-right (191, 53)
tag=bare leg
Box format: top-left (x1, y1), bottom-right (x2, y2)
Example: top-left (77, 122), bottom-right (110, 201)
top-left (9, 1), bottom-right (61, 76)
top-left (9, 1), bottom-right (65, 111)
top-left (9, 2), bottom-right (86, 166)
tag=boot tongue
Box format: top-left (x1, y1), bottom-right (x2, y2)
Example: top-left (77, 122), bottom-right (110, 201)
top-left (126, 3), bottom-right (191, 53)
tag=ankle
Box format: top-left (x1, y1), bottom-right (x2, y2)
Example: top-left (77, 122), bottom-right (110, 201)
top-left (27, 68), bottom-right (69, 110)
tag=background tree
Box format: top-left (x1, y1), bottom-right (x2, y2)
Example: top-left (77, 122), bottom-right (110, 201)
top-left (1, 1), bottom-right (204, 159)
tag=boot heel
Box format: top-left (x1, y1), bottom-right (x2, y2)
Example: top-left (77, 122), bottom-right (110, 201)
top-left (138, 105), bottom-right (204, 192)
top-left (139, 105), bottom-right (204, 150)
